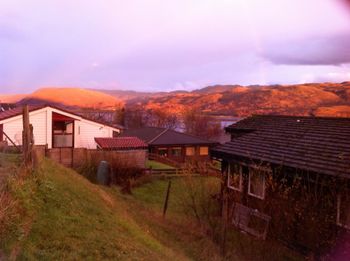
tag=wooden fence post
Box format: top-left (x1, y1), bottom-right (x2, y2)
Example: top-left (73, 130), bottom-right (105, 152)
top-left (163, 180), bottom-right (172, 218)
top-left (22, 105), bottom-right (33, 170)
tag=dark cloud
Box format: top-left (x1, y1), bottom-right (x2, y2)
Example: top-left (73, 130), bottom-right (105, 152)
top-left (262, 34), bottom-right (350, 66)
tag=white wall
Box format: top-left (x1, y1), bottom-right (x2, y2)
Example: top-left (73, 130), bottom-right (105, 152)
top-left (1, 107), bottom-right (121, 149)
top-left (2, 109), bottom-right (48, 146)
top-left (75, 119), bottom-right (116, 149)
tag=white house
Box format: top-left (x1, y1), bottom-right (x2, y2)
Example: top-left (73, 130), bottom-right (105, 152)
top-left (0, 105), bottom-right (123, 149)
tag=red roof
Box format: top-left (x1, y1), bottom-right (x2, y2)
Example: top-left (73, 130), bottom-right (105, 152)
top-left (0, 105), bottom-right (43, 121)
top-left (94, 137), bottom-right (148, 150)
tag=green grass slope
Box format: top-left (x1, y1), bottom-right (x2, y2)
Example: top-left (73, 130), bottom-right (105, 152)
top-left (3, 159), bottom-right (189, 260)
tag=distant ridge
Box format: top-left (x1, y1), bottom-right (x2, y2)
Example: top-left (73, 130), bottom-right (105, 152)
top-left (17, 88), bottom-right (122, 109)
top-left (1, 82), bottom-right (350, 117)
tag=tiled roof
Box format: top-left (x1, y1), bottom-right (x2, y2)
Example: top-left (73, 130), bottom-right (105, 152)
top-left (94, 137), bottom-right (148, 150)
top-left (121, 127), bottom-right (217, 146)
top-left (212, 115), bottom-right (350, 178)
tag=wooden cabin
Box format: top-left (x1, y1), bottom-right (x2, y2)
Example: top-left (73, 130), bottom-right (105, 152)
top-left (121, 127), bottom-right (217, 164)
top-left (211, 115), bottom-right (350, 256)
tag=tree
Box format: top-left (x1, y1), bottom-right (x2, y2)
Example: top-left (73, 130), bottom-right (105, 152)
top-left (183, 108), bottom-right (221, 140)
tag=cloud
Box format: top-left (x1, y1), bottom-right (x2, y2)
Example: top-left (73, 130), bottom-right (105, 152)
top-left (0, 23), bottom-right (24, 41)
top-left (262, 33), bottom-right (350, 66)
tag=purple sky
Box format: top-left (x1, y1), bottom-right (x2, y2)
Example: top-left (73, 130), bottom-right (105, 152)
top-left (1, 0), bottom-right (350, 94)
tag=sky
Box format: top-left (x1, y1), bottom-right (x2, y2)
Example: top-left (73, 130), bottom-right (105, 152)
top-left (0, 0), bottom-right (350, 94)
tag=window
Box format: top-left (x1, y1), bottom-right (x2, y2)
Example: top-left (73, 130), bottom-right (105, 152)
top-left (186, 147), bottom-right (195, 156)
top-left (199, 146), bottom-right (209, 156)
top-left (0, 124), bottom-right (3, 142)
top-left (171, 147), bottom-right (182, 157)
top-left (113, 131), bottom-right (119, 137)
top-left (227, 163), bottom-right (242, 191)
top-left (232, 203), bottom-right (271, 240)
top-left (158, 148), bottom-right (168, 156)
top-left (337, 191), bottom-right (350, 229)
top-left (248, 167), bottom-right (266, 199)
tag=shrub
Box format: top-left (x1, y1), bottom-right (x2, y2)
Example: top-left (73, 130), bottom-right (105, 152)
top-left (77, 151), bottom-right (145, 193)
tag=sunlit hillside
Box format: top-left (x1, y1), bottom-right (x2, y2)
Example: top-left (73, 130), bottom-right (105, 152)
top-left (19, 88), bottom-right (123, 109)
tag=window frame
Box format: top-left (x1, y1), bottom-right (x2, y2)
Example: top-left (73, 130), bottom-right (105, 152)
top-left (248, 166), bottom-right (266, 200)
top-left (199, 146), bottom-right (209, 156)
top-left (185, 146), bottom-right (195, 156)
top-left (227, 163), bottom-right (242, 191)
top-left (337, 193), bottom-right (350, 230)
top-left (171, 147), bottom-right (182, 157)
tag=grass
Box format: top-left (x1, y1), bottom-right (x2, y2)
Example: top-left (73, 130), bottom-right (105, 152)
top-left (1, 159), bottom-right (190, 260)
top-left (146, 160), bottom-right (175, 170)
top-left (0, 156), bottom-right (302, 260)
top-left (130, 178), bottom-right (303, 261)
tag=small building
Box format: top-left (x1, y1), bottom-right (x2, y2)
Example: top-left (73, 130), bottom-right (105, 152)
top-left (121, 127), bottom-right (217, 164)
top-left (94, 137), bottom-right (148, 169)
top-left (0, 105), bottom-right (123, 149)
top-left (211, 115), bottom-right (350, 255)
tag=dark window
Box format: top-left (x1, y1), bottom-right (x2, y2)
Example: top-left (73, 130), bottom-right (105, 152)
top-left (337, 190), bottom-right (350, 229)
top-left (113, 131), bottom-right (119, 137)
top-left (228, 163), bottom-right (242, 191)
top-left (0, 124), bottom-right (3, 142)
top-left (158, 148), bottom-right (168, 156)
top-left (171, 147), bottom-right (182, 157)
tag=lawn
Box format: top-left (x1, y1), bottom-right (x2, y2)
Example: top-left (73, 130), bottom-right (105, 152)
top-left (146, 159), bottom-right (175, 169)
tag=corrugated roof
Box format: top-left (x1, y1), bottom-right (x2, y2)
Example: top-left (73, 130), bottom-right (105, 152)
top-left (121, 127), bottom-right (217, 146)
top-left (94, 137), bottom-right (148, 150)
top-left (212, 115), bottom-right (350, 178)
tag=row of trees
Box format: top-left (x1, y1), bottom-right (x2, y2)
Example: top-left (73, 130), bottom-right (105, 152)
top-left (112, 106), bottom-right (222, 140)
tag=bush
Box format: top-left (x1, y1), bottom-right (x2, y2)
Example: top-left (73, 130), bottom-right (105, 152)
top-left (77, 151), bottom-right (145, 193)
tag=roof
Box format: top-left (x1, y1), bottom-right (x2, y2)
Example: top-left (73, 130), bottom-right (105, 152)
top-left (212, 115), bottom-right (350, 178)
top-left (0, 103), bottom-right (16, 112)
top-left (94, 137), bottom-right (148, 150)
top-left (0, 104), bottom-right (124, 130)
top-left (121, 127), bottom-right (217, 146)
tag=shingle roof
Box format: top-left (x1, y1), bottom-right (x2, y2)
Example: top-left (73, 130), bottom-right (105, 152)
top-left (212, 115), bottom-right (350, 178)
top-left (94, 137), bottom-right (148, 150)
top-left (121, 127), bottom-right (217, 146)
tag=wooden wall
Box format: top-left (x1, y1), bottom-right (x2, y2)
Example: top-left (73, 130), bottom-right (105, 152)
top-left (34, 146), bottom-right (147, 169)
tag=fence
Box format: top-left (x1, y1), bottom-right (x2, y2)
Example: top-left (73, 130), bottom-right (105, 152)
top-left (34, 146), bottom-right (147, 169)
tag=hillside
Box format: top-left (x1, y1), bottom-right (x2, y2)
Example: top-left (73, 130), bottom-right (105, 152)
top-left (0, 156), bottom-right (301, 260)
top-left (0, 94), bottom-right (26, 103)
top-left (128, 82), bottom-right (350, 117)
top-left (0, 159), bottom-right (191, 260)
top-left (18, 88), bottom-right (123, 109)
top-left (2, 82), bottom-right (350, 117)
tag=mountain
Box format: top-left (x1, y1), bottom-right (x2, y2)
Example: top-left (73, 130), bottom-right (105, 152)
top-left (2, 82), bottom-right (350, 117)
top-left (123, 82), bottom-right (350, 117)
top-left (0, 94), bottom-right (26, 103)
top-left (18, 88), bottom-right (123, 109)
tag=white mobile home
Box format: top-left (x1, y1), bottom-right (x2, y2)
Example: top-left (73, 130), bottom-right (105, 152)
top-left (0, 105), bottom-right (122, 149)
